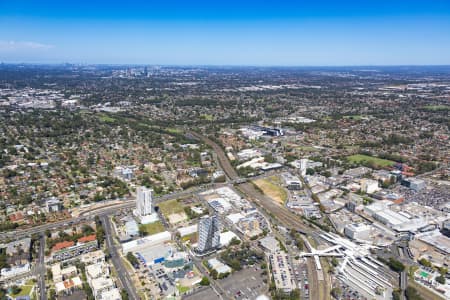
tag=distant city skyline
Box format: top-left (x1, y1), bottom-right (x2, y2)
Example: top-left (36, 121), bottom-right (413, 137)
top-left (1, 0), bottom-right (450, 65)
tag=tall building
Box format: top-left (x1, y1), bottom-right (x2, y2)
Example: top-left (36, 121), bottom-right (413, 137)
top-left (197, 215), bottom-right (220, 253)
top-left (300, 158), bottom-right (308, 177)
top-left (136, 186), bottom-right (153, 217)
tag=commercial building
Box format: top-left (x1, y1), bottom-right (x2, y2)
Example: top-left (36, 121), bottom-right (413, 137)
top-left (122, 231), bottom-right (171, 253)
top-left (219, 231), bottom-right (240, 247)
top-left (197, 215), bottom-right (220, 253)
top-left (360, 179), bottom-right (380, 194)
top-left (344, 223), bottom-right (371, 240)
top-left (80, 250), bottom-right (105, 265)
top-left (177, 224), bottom-right (197, 237)
top-left (364, 201), bottom-right (428, 232)
top-left (442, 220), bottom-right (450, 237)
top-left (51, 235), bottom-right (98, 262)
top-left (259, 236), bottom-right (280, 253)
top-left (207, 258), bottom-right (232, 275)
top-left (281, 172), bottom-right (302, 190)
top-left (91, 277), bottom-right (116, 300)
top-left (416, 230), bottom-right (450, 256)
top-left (99, 288), bottom-right (122, 300)
top-left (401, 178), bottom-right (426, 191)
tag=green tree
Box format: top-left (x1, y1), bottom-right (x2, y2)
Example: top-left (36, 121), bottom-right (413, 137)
top-left (199, 276), bottom-right (210, 286)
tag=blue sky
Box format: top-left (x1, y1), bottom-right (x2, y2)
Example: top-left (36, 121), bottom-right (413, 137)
top-left (1, 0), bottom-right (450, 65)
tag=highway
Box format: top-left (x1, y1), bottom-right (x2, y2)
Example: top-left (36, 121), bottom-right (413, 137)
top-left (0, 185), bottom-right (218, 240)
top-left (102, 215), bottom-right (139, 300)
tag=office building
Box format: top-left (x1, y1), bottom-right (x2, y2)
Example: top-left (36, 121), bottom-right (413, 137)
top-left (197, 215), bottom-right (220, 253)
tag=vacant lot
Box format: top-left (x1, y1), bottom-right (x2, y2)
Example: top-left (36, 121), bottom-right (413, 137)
top-left (158, 199), bottom-right (185, 216)
top-left (252, 176), bottom-right (287, 204)
top-left (347, 154), bottom-right (395, 167)
top-left (138, 221), bottom-right (165, 235)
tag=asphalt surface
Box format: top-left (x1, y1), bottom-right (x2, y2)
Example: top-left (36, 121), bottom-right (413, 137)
top-left (38, 234), bottom-right (46, 300)
top-left (102, 215), bottom-right (139, 300)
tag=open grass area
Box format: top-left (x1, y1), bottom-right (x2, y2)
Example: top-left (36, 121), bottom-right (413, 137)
top-left (138, 221), bottom-right (165, 235)
top-left (98, 114), bottom-right (116, 123)
top-left (347, 154), bottom-right (395, 167)
top-left (181, 232), bottom-right (198, 244)
top-left (200, 114), bottom-right (214, 121)
top-left (177, 285), bottom-right (190, 294)
top-left (166, 127), bottom-right (182, 134)
top-left (343, 115), bottom-right (365, 120)
top-left (423, 105), bottom-right (450, 111)
top-left (252, 176), bottom-right (287, 204)
top-left (157, 199), bottom-right (185, 216)
top-left (10, 280), bottom-right (34, 298)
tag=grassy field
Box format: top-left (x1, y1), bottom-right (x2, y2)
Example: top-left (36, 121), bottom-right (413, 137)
top-left (252, 176), bottom-right (287, 204)
top-left (98, 114), bottom-right (116, 123)
top-left (200, 114), bottom-right (214, 121)
top-left (10, 280), bottom-right (34, 298)
top-left (182, 232), bottom-right (198, 244)
top-left (177, 285), bottom-right (190, 294)
top-left (157, 199), bottom-right (185, 216)
top-left (166, 127), bottom-right (182, 134)
top-left (423, 105), bottom-right (450, 111)
top-left (347, 154), bottom-right (395, 167)
top-left (343, 115), bottom-right (365, 120)
top-left (138, 221), bottom-right (165, 235)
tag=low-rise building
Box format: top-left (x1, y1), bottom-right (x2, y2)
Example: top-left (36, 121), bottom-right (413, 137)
top-left (90, 277), bottom-right (116, 300)
top-left (51, 235), bottom-right (98, 262)
top-left (80, 250), bottom-right (106, 265)
top-left (207, 258), bottom-right (232, 275)
top-left (55, 276), bottom-right (83, 294)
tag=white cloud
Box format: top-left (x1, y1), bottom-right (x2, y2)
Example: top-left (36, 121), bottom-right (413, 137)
top-left (0, 40), bottom-right (54, 51)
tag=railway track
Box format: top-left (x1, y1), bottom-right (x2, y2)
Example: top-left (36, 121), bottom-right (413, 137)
top-left (190, 130), bottom-right (329, 300)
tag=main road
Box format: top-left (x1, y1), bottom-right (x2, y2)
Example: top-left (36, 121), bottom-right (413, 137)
top-left (102, 215), bottom-right (139, 300)
top-left (0, 184), bottom-right (222, 241)
top-left (37, 234), bottom-right (46, 300)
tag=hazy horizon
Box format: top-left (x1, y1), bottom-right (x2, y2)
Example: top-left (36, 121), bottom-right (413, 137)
top-left (1, 0), bottom-right (450, 65)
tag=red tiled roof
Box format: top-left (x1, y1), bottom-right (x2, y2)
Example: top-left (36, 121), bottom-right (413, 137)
top-left (52, 241), bottom-right (75, 252)
top-left (64, 279), bottom-right (74, 289)
top-left (78, 234), bottom-right (96, 244)
top-left (9, 212), bottom-right (24, 222)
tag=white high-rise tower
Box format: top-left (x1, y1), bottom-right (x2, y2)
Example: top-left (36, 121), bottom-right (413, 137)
top-left (136, 186), bottom-right (153, 216)
top-left (135, 186), bottom-right (158, 224)
top-left (300, 158), bottom-right (308, 177)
